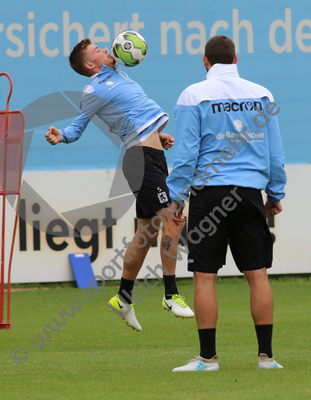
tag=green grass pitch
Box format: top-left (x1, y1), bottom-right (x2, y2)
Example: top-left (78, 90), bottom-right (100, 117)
top-left (0, 277), bottom-right (310, 399)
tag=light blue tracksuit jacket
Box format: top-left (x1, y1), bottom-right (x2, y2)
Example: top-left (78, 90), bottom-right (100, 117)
top-left (167, 64), bottom-right (287, 204)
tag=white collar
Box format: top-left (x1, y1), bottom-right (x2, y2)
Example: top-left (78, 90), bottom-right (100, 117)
top-left (90, 72), bottom-right (99, 81)
top-left (206, 64), bottom-right (239, 80)
top-left (91, 64), bottom-right (118, 80)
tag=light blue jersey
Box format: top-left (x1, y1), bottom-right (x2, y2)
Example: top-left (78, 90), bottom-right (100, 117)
top-left (61, 65), bottom-right (168, 148)
top-left (167, 64), bottom-right (287, 204)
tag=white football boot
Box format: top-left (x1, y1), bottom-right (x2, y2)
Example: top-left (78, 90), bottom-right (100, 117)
top-left (108, 294), bottom-right (142, 331)
top-left (173, 355), bottom-right (219, 372)
top-left (162, 295), bottom-right (194, 318)
top-left (258, 353), bottom-right (283, 369)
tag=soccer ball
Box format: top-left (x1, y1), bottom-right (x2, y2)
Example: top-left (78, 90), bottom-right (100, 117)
top-left (111, 31), bottom-right (148, 67)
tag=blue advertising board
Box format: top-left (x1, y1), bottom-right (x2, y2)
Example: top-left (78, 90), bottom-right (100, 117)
top-left (0, 0), bottom-right (310, 170)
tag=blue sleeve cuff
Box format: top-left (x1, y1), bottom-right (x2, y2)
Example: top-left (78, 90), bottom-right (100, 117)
top-left (60, 130), bottom-right (67, 144)
top-left (171, 197), bottom-right (186, 207)
top-left (267, 195), bottom-right (281, 203)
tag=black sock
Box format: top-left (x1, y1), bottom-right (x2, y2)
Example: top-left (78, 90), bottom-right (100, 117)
top-left (198, 328), bottom-right (217, 359)
top-left (118, 277), bottom-right (135, 304)
top-left (255, 324), bottom-right (273, 358)
top-left (163, 274), bottom-right (178, 299)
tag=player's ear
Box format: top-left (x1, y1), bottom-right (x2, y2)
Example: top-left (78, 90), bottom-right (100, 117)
top-left (203, 55), bottom-right (212, 71)
top-left (85, 61), bottom-right (95, 71)
top-left (232, 55), bottom-right (238, 64)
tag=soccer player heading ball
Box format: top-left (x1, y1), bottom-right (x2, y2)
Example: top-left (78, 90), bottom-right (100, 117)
top-left (45, 39), bottom-right (194, 332)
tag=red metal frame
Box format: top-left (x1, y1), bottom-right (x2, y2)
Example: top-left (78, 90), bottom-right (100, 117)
top-left (0, 72), bottom-right (25, 329)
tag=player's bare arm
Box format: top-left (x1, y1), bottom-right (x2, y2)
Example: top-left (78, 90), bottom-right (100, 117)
top-left (45, 126), bottom-right (62, 145)
top-left (159, 133), bottom-right (174, 150)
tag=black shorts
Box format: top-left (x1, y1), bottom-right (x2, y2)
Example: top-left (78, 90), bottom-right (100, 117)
top-left (187, 186), bottom-right (273, 273)
top-left (122, 146), bottom-right (171, 219)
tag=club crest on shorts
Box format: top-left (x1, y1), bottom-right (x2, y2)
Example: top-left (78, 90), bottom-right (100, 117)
top-left (158, 192), bottom-right (168, 204)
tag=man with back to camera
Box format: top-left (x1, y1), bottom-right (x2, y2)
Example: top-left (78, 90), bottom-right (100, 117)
top-left (167, 35), bottom-right (287, 371)
top-left (45, 39), bottom-right (194, 332)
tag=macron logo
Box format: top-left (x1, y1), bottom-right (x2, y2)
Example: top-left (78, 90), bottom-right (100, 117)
top-left (106, 81), bottom-right (114, 86)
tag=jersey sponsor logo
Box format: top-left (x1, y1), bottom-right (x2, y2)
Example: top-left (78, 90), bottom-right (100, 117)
top-left (233, 119), bottom-right (243, 132)
top-left (212, 101), bottom-right (262, 114)
top-left (216, 118), bottom-right (265, 141)
top-left (108, 82), bottom-right (121, 91)
top-left (216, 131), bottom-right (265, 141)
top-left (158, 192), bottom-right (168, 204)
top-left (99, 75), bottom-right (112, 84)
